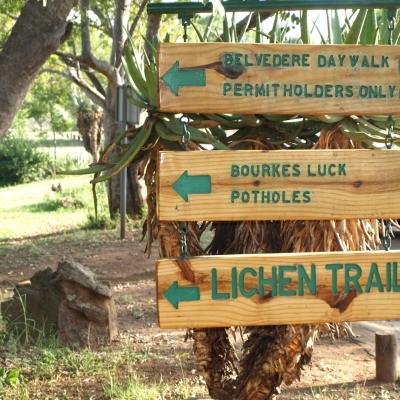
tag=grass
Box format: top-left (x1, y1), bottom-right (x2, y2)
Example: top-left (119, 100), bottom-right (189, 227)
top-left (104, 373), bottom-right (203, 400)
top-left (0, 335), bottom-right (206, 400)
top-left (3, 138), bottom-right (399, 399)
top-left (0, 175), bottom-right (110, 241)
top-left (1, 333), bottom-right (398, 400)
top-left (35, 137), bottom-right (92, 172)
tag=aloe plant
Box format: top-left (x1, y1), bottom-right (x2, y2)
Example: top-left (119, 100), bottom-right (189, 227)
top-left (77, 8), bottom-right (399, 400)
top-left (74, 9), bottom-right (399, 186)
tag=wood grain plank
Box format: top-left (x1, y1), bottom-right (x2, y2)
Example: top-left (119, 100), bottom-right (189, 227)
top-left (157, 149), bottom-right (400, 221)
top-left (158, 43), bottom-right (400, 115)
top-left (157, 251), bottom-right (400, 328)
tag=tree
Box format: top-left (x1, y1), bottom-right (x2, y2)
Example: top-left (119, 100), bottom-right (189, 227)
top-left (91, 8), bottom-right (398, 399)
top-left (44, 0), bottom-right (151, 218)
top-left (0, 0), bottom-right (77, 139)
top-left (24, 71), bottom-right (76, 134)
top-left (0, 0), bottom-right (152, 218)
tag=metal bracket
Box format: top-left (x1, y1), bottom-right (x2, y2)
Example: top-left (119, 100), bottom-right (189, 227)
top-left (149, 1), bottom-right (400, 15)
top-left (179, 13), bottom-right (193, 42)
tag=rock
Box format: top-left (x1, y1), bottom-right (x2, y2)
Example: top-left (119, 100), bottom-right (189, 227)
top-left (58, 260), bottom-right (112, 297)
top-left (57, 260), bottom-right (117, 348)
top-left (58, 299), bottom-right (116, 348)
top-left (1, 268), bottom-right (61, 337)
top-left (1, 261), bottom-right (117, 348)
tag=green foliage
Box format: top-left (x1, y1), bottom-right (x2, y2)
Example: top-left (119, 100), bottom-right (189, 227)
top-left (0, 1), bottom-right (23, 46)
top-left (55, 153), bottom-right (90, 173)
top-left (0, 367), bottom-right (20, 389)
top-left (114, 8), bottom-right (400, 175)
top-left (104, 372), bottom-right (200, 400)
top-left (0, 176), bottom-right (111, 240)
top-left (84, 212), bottom-right (117, 230)
top-left (23, 70), bottom-right (76, 133)
top-left (0, 135), bottom-right (51, 187)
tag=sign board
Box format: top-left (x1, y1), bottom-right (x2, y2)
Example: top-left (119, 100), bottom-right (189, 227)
top-left (158, 43), bottom-right (400, 115)
top-left (157, 251), bottom-right (400, 328)
top-left (157, 149), bottom-right (400, 221)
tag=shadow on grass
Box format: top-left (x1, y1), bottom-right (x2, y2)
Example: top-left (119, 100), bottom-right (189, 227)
top-left (20, 202), bottom-right (64, 213)
top-left (0, 228), bottom-right (87, 244)
top-left (20, 199), bottom-right (85, 213)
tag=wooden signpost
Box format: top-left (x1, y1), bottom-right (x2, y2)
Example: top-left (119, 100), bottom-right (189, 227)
top-left (158, 43), bottom-right (400, 115)
top-left (157, 149), bottom-right (400, 221)
top-left (157, 250), bottom-right (400, 328)
top-left (156, 42), bottom-right (400, 330)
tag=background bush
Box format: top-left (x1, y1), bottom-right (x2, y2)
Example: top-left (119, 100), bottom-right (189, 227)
top-left (0, 135), bottom-right (51, 187)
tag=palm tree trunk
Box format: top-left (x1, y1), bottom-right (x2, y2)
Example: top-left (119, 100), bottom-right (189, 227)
top-left (153, 128), bottom-right (380, 399)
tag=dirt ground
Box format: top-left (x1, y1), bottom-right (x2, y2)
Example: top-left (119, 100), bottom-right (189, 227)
top-left (1, 229), bottom-right (400, 399)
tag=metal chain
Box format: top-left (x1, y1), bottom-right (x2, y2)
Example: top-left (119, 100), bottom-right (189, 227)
top-left (180, 15), bottom-right (191, 150)
top-left (382, 220), bottom-right (392, 251)
top-left (178, 16), bottom-right (191, 258)
top-left (385, 115), bottom-right (394, 149)
top-left (180, 115), bottom-right (191, 149)
top-left (383, 11), bottom-right (396, 251)
top-left (182, 18), bottom-right (189, 43)
top-left (179, 222), bottom-right (188, 258)
top-left (388, 11), bottom-right (395, 45)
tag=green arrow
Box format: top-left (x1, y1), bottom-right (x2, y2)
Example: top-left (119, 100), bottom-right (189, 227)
top-left (172, 170), bottom-right (211, 202)
top-left (163, 281), bottom-right (200, 309)
top-left (161, 61), bottom-right (206, 96)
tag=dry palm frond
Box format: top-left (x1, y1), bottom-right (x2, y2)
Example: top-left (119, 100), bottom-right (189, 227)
top-left (281, 128), bottom-right (380, 255)
top-left (152, 129), bottom-right (381, 400)
top-left (279, 127), bottom-right (380, 376)
top-left (191, 328), bottom-right (238, 400)
top-left (77, 107), bottom-right (103, 162)
top-left (191, 136), bottom-right (317, 400)
top-left (141, 147), bottom-right (158, 256)
top-left (236, 325), bottom-right (317, 400)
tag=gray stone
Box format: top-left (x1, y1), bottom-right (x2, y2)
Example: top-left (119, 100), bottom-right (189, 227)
top-left (1, 268), bottom-right (61, 336)
top-left (1, 261), bottom-right (117, 348)
top-left (58, 260), bottom-right (112, 297)
top-left (57, 261), bottom-right (117, 347)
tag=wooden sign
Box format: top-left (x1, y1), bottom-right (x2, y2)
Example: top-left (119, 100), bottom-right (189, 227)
top-left (157, 149), bottom-right (400, 221)
top-left (157, 250), bottom-right (400, 328)
top-left (158, 43), bottom-right (400, 115)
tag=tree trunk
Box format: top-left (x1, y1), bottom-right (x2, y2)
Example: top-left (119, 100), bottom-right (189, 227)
top-left (104, 86), bottom-right (144, 219)
top-left (151, 130), bottom-right (380, 400)
top-left (104, 5), bottom-right (160, 219)
top-left (145, 13), bottom-right (161, 59)
top-left (100, 0), bottom-right (145, 220)
top-left (0, 0), bottom-right (77, 139)
top-left (108, 162), bottom-right (145, 219)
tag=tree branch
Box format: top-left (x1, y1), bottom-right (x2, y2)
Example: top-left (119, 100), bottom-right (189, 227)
top-left (56, 50), bottom-right (116, 85)
top-left (129, 0), bottom-right (148, 36)
top-left (0, 0), bottom-right (77, 139)
top-left (42, 67), bottom-right (106, 108)
top-left (91, 4), bottom-right (113, 37)
top-left (83, 69), bottom-right (106, 98)
top-left (2, 12), bottom-right (18, 21)
top-left (111, 0), bottom-right (132, 70)
top-left (145, 13), bottom-right (161, 60)
top-left (79, 0), bottom-right (116, 82)
top-left (55, 51), bottom-right (106, 98)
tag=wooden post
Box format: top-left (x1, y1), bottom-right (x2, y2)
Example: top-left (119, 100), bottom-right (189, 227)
top-left (375, 332), bottom-right (398, 383)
